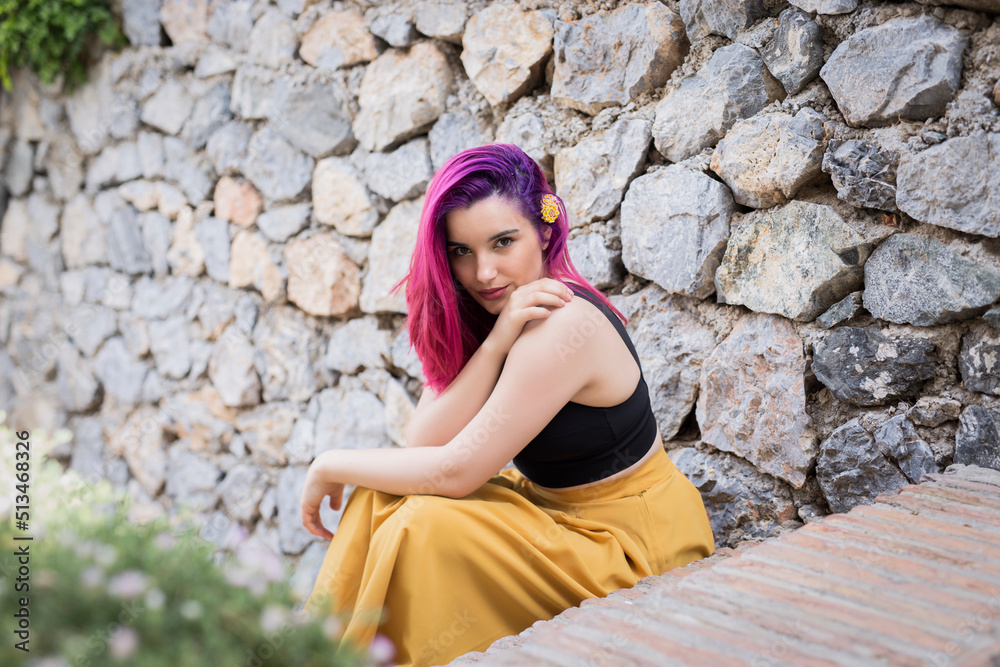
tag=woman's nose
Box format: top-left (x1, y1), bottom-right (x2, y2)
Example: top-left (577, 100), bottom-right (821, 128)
top-left (476, 257), bottom-right (497, 284)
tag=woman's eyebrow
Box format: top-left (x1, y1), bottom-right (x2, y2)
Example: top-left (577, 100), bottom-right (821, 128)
top-left (446, 229), bottom-right (521, 247)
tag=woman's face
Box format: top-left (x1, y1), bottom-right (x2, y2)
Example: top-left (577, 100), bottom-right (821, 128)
top-left (445, 196), bottom-right (550, 315)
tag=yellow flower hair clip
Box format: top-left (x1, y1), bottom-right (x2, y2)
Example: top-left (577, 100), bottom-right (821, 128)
top-left (540, 194), bottom-right (560, 224)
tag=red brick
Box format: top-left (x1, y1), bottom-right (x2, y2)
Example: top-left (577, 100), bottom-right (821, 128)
top-left (881, 492), bottom-right (1000, 527)
top-left (667, 576), bottom-right (924, 665)
top-left (781, 530), bottom-right (1000, 600)
top-left (807, 519), bottom-right (1000, 579)
top-left (904, 484), bottom-right (1000, 511)
top-left (827, 512), bottom-right (1000, 563)
top-left (924, 474), bottom-right (1000, 498)
top-left (852, 504), bottom-right (1000, 548)
top-left (701, 567), bottom-right (955, 655)
top-left (742, 540), bottom-right (993, 614)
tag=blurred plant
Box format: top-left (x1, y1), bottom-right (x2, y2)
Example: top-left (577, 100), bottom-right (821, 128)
top-left (0, 0), bottom-right (127, 92)
top-left (0, 412), bottom-right (369, 666)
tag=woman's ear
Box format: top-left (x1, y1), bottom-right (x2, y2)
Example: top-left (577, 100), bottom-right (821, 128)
top-left (541, 226), bottom-right (552, 251)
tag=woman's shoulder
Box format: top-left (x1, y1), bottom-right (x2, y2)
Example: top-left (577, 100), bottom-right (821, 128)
top-left (520, 289), bottom-right (610, 343)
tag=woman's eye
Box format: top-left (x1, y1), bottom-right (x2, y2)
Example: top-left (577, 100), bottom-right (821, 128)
top-left (451, 247), bottom-right (469, 257)
top-left (496, 237), bottom-right (512, 248)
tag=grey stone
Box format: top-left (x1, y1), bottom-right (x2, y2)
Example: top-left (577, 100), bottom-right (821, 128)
top-left (66, 303), bottom-right (118, 357)
top-left (461, 5), bottom-right (553, 107)
top-left (698, 313), bottom-right (814, 488)
top-left (182, 82), bottom-right (233, 150)
top-left (908, 396), bottom-right (962, 428)
top-left (789, 0), bottom-right (858, 13)
top-left (671, 446), bottom-right (797, 546)
top-left (165, 446), bottom-right (222, 512)
top-left (390, 328), bottom-right (424, 382)
top-left (248, 9), bottom-right (297, 68)
top-left (242, 128), bottom-right (314, 201)
top-left (960, 324), bottom-right (1000, 395)
top-left (428, 111), bottom-right (494, 173)
top-left (230, 66), bottom-right (289, 120)
top-left (716, 201), bottom-right (871, 322)
top-left (162, 137), bottom-right (212, 203)
top-left (57, 345), bottom-right (101, 413)
top-left (621, 165), bottom-right (734, 299)
top-left (65, 60), bottom-right (114, 155)
top-left (679, 0), bottom-right (766, 40)
top-left (137, 130), bottom-right (165, 180)
top-left (139, 211), bottom-right (171, 277)
top-left (552, 3), bottom-right (687, 116)
top-left (312, 157), bottom-right (379, 237)
top-left (554, 118), bottom-right (651, 226)
top-left (114, 406), bottom-right (165, 497)
top-left (314, 386), bottom-right (391, 454)
top-left (822, 140), bottom-right (898, 212)
top-left (256, 203), bottom-right (311, 243)
top-left (235, 401), bottom-right (300, 465)
top-left (93, 336), bottom-right (148, 405)
top-left (494, 112), bottom-right (548, 165)
top-left (69, 416), bottom-right (106, 483)
top-left (324, 317), bottom-right (390, 373)
top-left (140, 79), bottom-right (194, 136)
top-left (819, 16), bottom-right (967, 127)
top-left (107, 205), bottom-right (153, 275)
top-left (270, 82), bottom-right (355, 158)
top-left (218, 464), bottom-right (266, 522)
top-left (84, 144), bottom-right (121, 191)
top-left (45, 134), bottom-right (86, 201)
top-left (874, 415), bottom-right (937, 484)
top-left (284, 415), bottom-right (315, 466)
top-left (761, 9), bottom-right (824, 95)
top-left (955, 406), bottom-right (1000, 472)
top-left (252, 306), bottom-right (323, 403)
top-left (207, 0), bottom-right (253, 52)
top-left (364, 138), bottom-right (432, 202)
top-left (121, 0), bottom-right (163, 46)
top-left (209, 324), bottom-right (261, 407)
top-left (568, 233), bottom-right (621, 290)
top-left (148, 316), bottom-right (192, 380)
top-left (816, 291), bottom-right (864, 329)
top-left (277, 466), bottom-right (317, 555)
top-left (816, 419), bottom-right (909, 514)
top-left (4, 140), bottom-right (34, 197)
top-left (361, 198), bottom-right (421, 314)
top-left (300, 10), bottom-right (378, 69)
top-left (616, 285), bottom-right (718, 440)
top-left (118, 312), bottom-right (149, 358)
top-left (653, 44), bottom-right (784, 163)
top-left (896, 133), bottom-right (1000, 238)
top-left (194, 45), bottom-right (237, 78)
top-left (132, 275), bottom-right (194, 320)
top-left (60, 195), bottom-right (108, 269)
top-left (206, 120), bottom-right (252, 175)
top-left (194, 216), bottom-right (231, 284)
top-left (863, 234), bottom-right (1000, 326)
top-left (414, 2), bottom-right (467, 43)
top-left (367, 10), bottom-right (418, 48)
top-left (710, 109), bottom-right (828, 209)
top-left (354, 43), bottom-right (453, 152)
top-left (915, 0), bottom-right (1000, 12)
top-left (116, 142), bottom-right (142, 183)
top-left (812, 326), bottom-right (936, 407)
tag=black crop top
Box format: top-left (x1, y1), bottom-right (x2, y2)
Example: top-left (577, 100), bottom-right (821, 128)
top-left (512, 287), bottom-right (658, 488)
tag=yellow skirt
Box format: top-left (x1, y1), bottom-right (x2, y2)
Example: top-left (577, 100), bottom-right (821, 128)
top-left (301, 447), bottom-right (714, 667)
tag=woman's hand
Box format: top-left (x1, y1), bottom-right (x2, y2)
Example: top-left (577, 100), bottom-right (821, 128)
top-left (485, 278), bottom-right (574, 356)
top-left (300, 452), bottom-right (343, 540)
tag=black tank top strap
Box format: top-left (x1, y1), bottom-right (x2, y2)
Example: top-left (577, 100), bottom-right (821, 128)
top-left (570, 286), bottom-right (643, 374)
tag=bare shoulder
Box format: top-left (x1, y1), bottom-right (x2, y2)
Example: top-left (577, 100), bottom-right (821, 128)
top-left (517, 295), bottom-right (608, 352)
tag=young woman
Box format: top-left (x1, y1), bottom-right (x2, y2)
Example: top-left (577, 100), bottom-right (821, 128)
top-left (299, 144), bottom-right (714, 666)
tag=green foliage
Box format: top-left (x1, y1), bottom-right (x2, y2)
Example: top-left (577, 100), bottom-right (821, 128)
top-left (0, 0), bottom-right (127, 92)
top-left (0, 414), bottom-right (368, 667)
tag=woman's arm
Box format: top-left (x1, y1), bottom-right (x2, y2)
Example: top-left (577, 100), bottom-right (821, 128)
top-left (301, 297), bottom-right (596, 537)
top-left (403, 278), bottom-right (575, 448)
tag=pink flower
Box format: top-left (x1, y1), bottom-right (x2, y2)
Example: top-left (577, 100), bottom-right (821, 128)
top-left (107, 571), bottom-right (149, 599)
top-left (109, 626), bottom-right (139, 660)
top-left (369, 634), bottom-right (396, 665)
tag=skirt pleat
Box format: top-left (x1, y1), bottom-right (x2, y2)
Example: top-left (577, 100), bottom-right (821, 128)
top-left (302, 447), bottom-right (714, 667)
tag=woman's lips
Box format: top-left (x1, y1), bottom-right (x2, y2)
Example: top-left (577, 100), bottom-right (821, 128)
top-left (478, 286), bottom-right (508, 300)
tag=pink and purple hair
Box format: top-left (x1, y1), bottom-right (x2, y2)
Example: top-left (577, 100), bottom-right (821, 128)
top-left (391, 143), bottom-right (626, 396)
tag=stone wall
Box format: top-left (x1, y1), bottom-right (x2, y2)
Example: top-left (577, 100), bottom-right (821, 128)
top-left (1, 0), bottom-right (999, 582)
